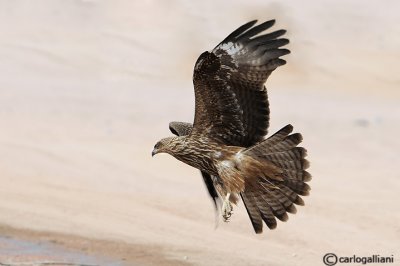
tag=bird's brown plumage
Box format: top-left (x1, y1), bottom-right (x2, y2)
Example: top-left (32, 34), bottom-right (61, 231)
top-left (153, 20), bottom-right (311, 234)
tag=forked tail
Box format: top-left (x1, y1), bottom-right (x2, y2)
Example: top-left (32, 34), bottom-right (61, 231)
top-left (241, 124), bottom-right (311, 233)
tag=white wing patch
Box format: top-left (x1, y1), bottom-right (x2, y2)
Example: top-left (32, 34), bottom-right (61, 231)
top-left (218, 42), bottom-right (243, 56)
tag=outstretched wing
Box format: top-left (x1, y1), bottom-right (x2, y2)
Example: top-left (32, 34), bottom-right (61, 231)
top-left (191, 20), bottom-right (289, 146)
top-left (169, 121), bottom-right (220, 211)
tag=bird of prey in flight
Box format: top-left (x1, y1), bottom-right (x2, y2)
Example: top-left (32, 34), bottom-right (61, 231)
top-left (152, 20), bottom-right (311, 234)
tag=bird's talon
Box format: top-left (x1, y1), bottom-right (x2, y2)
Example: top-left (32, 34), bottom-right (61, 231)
top-left (222, 196), bottom-right (233, 223)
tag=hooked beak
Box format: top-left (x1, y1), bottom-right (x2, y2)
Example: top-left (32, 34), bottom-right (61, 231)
top-left (151, 148), bottom-right (158, 157)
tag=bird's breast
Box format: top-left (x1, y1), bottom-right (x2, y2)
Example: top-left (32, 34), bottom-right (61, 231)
top-left (172, 146), bottom-right (218, 176)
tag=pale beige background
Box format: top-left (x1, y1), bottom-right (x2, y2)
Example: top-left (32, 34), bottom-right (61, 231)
top-left (0, 0), bottom-right (399, 265)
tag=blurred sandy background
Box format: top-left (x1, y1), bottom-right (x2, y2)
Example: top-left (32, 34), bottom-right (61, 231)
top-left (0, 0), bottom-right (399, 265)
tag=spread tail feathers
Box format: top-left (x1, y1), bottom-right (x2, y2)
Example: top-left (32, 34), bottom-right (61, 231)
top-left (241, 124), bottom-right (311, 233)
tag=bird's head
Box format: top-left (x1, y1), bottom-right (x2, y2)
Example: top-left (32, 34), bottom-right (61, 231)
top-left (152, 136), bottom-right (184, 157)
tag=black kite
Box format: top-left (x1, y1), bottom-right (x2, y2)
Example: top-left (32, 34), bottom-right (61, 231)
top-left (153, 20), bottom-right (311, 234)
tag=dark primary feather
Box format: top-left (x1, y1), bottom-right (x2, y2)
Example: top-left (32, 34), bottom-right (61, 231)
top-left (236, 20), bottom-right (276, 40)
top-left (218, 20), bottom-right (258, 45)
